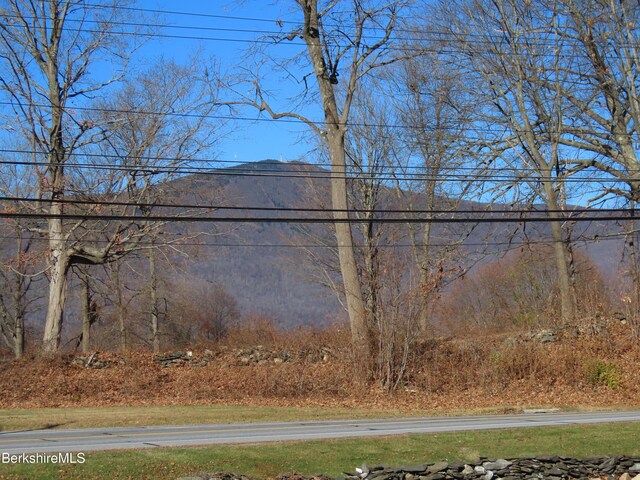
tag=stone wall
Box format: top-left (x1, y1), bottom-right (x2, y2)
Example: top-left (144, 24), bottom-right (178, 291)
top-left (178, 456), bottom-right (640, 480)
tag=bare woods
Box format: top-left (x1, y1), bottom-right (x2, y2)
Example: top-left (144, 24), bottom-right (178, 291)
top-left (1, 0), bottom-right (640, 390)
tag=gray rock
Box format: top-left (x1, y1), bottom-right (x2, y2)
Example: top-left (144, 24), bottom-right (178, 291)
top-left (535, 455), bottom-right (560, 463)
top-left (356, 463), bottom-right (370, 478)
top-left (462, 465), bottom-right (475, 475)
top-left (631, 463), bottom-right (640, 473)
top-left (483, 459), bottom-right (513, 471)
top-left (399, 465), bottom-right (428, 474)
top-left (367, 473), bottom-right (387, 480)
top-left (543, 467), bottom-right (566, 476)
top-left (427, 462), bottom-right (448, 474)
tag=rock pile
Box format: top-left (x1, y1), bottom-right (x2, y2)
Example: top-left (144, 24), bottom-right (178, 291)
top-left (72, 352), bottom-right (124, 369)
top-left (346, 456), bottom-right (640, 479)
top-left (234, 346), bottom-right (333, 365)
top-left (236, 346), bottom-right (291, 365)
top-left (154, 351), bottom-right (213, 367)
top-left (177, 457), bottom-right (640, 480)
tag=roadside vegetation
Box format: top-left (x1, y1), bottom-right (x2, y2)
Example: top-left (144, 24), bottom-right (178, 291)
top-left (1, 319), bottom-right (638, 415)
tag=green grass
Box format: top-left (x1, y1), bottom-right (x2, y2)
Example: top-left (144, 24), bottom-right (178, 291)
top-left (0, 405), bottom-right (537, 432)
top-left (1, 422), bottom-right (639, 480)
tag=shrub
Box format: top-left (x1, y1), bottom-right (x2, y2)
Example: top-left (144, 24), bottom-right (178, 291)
top-left (585, 359), bottom-right (622, 389)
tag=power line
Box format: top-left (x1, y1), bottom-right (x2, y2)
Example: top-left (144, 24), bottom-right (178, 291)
top-left (0, 211), bottom-right (634, 224)
top-left (0, 157), bottom-right (626, 184)
top-left (0, 148), bottom-right (630, 174)
top-left (0, 194), bottom-right (624, 216)
top-left (6, 11), bottom-right (635, 54)
top-left (2, 99), bottom-right (638, 141)
top-left (0, 24), bottom-right (627, 60)
top-left (44, 3), bottom-right (640, 50)
top-left (1, 149), bottom-right (636, 189)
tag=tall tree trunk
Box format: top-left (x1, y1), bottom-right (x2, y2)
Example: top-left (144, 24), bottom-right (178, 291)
top-left (12, 237), bottom-right (24, 359)
top-left (112, 263), bottom-right (128, 352)
top-left (42, 0), bottom-right (68, 354)
top-left (13, 315), bottom-right (23, 359)
top-left (542, 181), bottom-right (576, 325)
top-left (627, 199), bottom-right (640, 339)
top-left (149, 251), bottom-right (160, 353)
top-left (362, 215), bottom-right (378, 329)
top-left (299, 0), bottom-right (371, 370)
top-left (417, 179), bottom-right (437, 332)
top-left (80, 266), bottom-right (91, 354)
top-left (42, 240), bottom-right (69, 353)
top-left (327, 134), bottom-right (370, 362)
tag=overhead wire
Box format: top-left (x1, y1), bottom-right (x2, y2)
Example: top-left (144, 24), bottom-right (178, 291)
top-left (0, 24), bottom-right (626, 60)
top-left (0, 194), bottom-right (627, 215)
top-left (0, 7), bottom-right (636, 221)
top-left (1, 99), bottom-right (637, 142)
top-left (0, 148), bottom-right (630, 174)
top-left (4, 12), bottom-right (634, 52)
top-left (0, 157), bottom-right (626, 184)
top-left (1, 5), bottom-right (637, 66)
top-left (0, 210), bottom-right (635, 224)
top-left (44, 3), bottom-right (640, 49)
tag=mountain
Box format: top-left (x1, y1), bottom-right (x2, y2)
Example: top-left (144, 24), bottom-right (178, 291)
top-left (160, 160), bottom-right (625, 328)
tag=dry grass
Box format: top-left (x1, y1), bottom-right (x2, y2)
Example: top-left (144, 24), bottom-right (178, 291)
top-left (0, 322), bottom-right (638, 411)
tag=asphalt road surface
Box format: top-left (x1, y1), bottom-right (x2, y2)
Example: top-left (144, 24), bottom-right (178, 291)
top-left (1, 410), bottom-right (640, 454)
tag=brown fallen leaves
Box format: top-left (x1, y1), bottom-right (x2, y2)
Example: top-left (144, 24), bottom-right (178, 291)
top-left (0, 323), bottom-right (639, 411)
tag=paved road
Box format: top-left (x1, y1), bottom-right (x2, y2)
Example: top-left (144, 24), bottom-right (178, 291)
top-left (1, 410), bottom-right (640, 454)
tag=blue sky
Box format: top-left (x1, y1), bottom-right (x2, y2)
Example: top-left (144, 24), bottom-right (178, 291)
top-left (135, 0), bottom-right (316, 165)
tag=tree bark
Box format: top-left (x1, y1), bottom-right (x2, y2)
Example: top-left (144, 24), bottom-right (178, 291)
top-left (542, 181), bottom-right (577, 325)
top-left (12, 237), bottom-right (25, 359)
top-left (149, 251), bottom-right (160, 354)
top-left (327, 134), bottom-right (371, 361)
top-left (301, 0), bottom-right (371, 368)
top-left (112, 263), bottom-right (128, 352)
top-left (418, 178), bottom-right (437, 332)
top-left (81, 267), bottom-right (91, 354)
top-left (42, 242), bottom-right (69, 353)
top-left (627, 199), bottom-right (640, 339)
top-left (41, 0), bottom-right (67, 353)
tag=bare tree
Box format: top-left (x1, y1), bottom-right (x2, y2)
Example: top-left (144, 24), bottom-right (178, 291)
top-left (77, 265), bottom-right (98, 354)
top-left (0, 153), bottom-right (43, 357)
top-left (234, 0), bottom-right (409, 375)
top-left (94, 58), bottom-right (222, 354)
top-left (444, 0), bottom-right (640, 326)
top-left (0, 220), bottom-right (40, 358)
top-left (544, 0), bottom-right (640, 332)
top-left (0, 0), bottom-right (143, 352)
top-left (0, 1), bottom-right (223, 352)
top-left (165, 278), bottom-right (239, 345)
top-left (435, 0), bottom-right (581, 324)
top-left (387, 50), bottom-right (479, 331)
